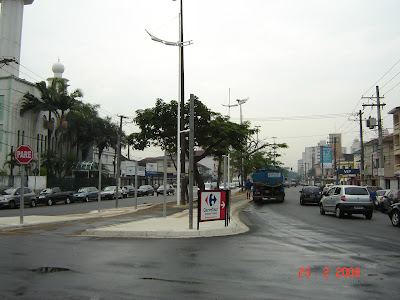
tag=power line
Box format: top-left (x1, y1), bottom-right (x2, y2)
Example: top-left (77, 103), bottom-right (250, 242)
top-left (234, 112), bottom-right (350, 122)
top-left (362, 57), bottom-right (400, 97)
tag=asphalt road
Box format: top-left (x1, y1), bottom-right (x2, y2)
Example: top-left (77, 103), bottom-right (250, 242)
top-left (0, 187), bottom-right (399, 299)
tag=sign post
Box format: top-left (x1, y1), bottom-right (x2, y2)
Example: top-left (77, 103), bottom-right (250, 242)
top-left (15, 144), bottom-right (34, 224)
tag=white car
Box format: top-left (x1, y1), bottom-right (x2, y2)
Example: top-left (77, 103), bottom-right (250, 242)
top-left (320, 185), bottom-right (373, 219)
top-left (100, 186), bottom-right (122, 200)
top-left (204, 182), bottom-right (218, 190)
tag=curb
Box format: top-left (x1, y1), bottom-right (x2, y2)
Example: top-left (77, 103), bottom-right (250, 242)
top-left (83, 199), bottom-right (252, 238)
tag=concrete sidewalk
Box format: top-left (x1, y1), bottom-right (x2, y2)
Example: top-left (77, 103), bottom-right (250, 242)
top-left (84, 198), bottom-right (251, 238)
top-left (0, 196), bottom-right (251, 238)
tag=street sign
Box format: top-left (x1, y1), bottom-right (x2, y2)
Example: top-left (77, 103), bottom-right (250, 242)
top-left (198, 190), bottom-right (229, 223)
top-left (15, 144), bottom-right (34, 165)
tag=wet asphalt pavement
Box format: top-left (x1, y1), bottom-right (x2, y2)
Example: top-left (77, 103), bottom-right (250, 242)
top-left (0, 187), bottom-right (399, 299)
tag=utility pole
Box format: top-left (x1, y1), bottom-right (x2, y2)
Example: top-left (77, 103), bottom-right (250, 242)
top-left (362, 86), bottom-right (386, 188)
top-left (188, 94), bottom-right (194, 229)
top-left (116, 115), bottom-right (128, 208)
top-left (179, 0), bottom-right (186, 207)
top-left (358, 110), bottom-right (365, 186)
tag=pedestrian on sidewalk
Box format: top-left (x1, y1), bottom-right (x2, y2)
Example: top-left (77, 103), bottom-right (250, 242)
top-left (245, 178), bottom-right (253, 199)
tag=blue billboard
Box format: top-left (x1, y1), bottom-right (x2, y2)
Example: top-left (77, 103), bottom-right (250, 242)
top-left (321, 146), bottom-right (332, 169)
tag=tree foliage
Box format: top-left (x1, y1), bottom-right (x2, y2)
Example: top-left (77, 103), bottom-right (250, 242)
top-left (126, 96), bottom-right (253, 193)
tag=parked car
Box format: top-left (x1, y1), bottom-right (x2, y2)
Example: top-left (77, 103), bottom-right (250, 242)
top-left (381, 189), bottom-right (400, 212)
top-left (122, 186), bottom-right (135, 197)
top-left (375, 189), bottom-right (393, 209)
top-left (100, 186), bottom-right (122, 200)
top-left (323, 184), bottom-right (334, 193)
top-left (204, 182), bottom-right (218, 190)
top-left (388, 202), bottom-right (400, 227)
top-left (319, 185), bottom-right (373, 219)
top-left (157, 185), bottom-right (175, 196)
top-left (365, 186), bottom-right (383, 194)
top-left (36, 187), bottom-right (74, 206)
top-left (72, 187), bottom-right (99, 202)
top-left (137, 185), bottom-right (155, 196)
top-left (299, 186), bottom-right (322, 205)
top-left (0, 187), bottom-right (37, 208)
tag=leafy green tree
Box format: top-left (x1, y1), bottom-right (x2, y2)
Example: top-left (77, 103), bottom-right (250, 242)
top-left (64, 102), bottom-right (99, 160)
top-left (126, 97), bottom-right (252, 203)
top-left (230, 132), bottom-right (288, 182)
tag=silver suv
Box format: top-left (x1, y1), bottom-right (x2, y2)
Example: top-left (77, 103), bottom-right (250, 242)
top-left (319, 185), bottom-right (373, 219)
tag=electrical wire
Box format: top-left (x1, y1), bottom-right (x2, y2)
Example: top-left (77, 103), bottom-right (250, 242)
top-left (362, 57), bottom-right (400, 97)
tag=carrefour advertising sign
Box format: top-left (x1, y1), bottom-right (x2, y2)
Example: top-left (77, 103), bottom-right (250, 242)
top-left (199, 191), bottom-right (227, 222)
top-left (321, 146), bottom-right (332, 169)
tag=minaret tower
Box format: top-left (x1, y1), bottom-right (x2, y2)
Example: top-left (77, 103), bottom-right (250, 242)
top-left (0, 0), bottom-right (34, 77)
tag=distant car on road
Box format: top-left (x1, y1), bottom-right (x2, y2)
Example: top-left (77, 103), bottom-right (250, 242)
top-left (299, 186), bottom-right (322, 205)
top-left (157, 185), bottom-right (175, 196)
top-left (319, 185), bottom-right (373, 219)
top-left (0, 187), bottom-right (37, 208)
top-left (137, 185), bottom-right (155, 196)
top-left (72, 187), bottom-right (99, 202)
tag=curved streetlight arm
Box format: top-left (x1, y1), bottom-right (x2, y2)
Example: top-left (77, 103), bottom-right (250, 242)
top-left (145, 29), bottom-right (192, 46)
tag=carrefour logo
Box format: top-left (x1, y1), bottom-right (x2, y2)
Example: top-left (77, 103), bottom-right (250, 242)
top-left (205, 193), bottom-right (218, 207)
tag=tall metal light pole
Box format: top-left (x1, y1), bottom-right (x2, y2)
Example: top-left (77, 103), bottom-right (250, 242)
top-left (145, 0), bottom-right (192, 205)
top-left (116, 115), bottom-right (128, 208)
top-left (222, 96), bottom-right (249, 188)
top-left (255, 125), bottom-right (261, 147)
top-left (236, 98), bottom-right (249, 188)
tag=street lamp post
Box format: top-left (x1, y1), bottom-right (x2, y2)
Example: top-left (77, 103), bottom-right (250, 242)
top-left (145, 0), bottom-right (192, 206)
top-left (223, 98), bottom-right (249, 188)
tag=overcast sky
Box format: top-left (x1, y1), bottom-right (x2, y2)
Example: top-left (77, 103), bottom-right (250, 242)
top-left (17, 0), bottom-right (400, 170)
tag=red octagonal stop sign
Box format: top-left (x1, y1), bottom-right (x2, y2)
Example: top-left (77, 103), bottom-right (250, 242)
top-left (15, 144), bottom-right (34, 165)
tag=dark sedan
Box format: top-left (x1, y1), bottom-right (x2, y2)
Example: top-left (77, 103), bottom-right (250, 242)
top-left (299, 186), bottom-right (322, 205)
top-left (388, 202), bottom-right (400, 227)
top-left (381, 189), bottom-right (400, 212)
top-left (72, 187), bottom-right (99, 202)
top-left (137, 185), bottom-right (155, 196)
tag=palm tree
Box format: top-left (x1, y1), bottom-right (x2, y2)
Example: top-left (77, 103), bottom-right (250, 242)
top-left (64, 102), bottom-right (99, 160)
top-left (40, 150), bottom-right (58, 177)
top-left (61, 153), bottom-right (79, 178)
top-left (20, 80), bottom-right (59, 149)
top-left (92, 116), bottom-right (118, 203)
top-left (3, 148), bottom-right (19, 176)
top-left (21, 78), bottom-right (83, 176)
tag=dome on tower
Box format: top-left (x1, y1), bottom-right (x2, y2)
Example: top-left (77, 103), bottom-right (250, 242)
top-left (52, 59), bottom-right (65, 78)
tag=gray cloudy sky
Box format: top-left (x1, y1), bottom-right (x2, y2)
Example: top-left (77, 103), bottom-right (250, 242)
top-left (17, 0), bottom-right (400, 169)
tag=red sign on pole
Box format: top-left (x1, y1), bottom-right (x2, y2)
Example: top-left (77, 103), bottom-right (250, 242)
top-left (198, 190), bottom-right (228, 222)
top-left (15, 144), bottom-right (34, 165)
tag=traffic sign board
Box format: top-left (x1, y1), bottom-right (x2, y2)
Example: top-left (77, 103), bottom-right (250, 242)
top-left (15, 144), bottom-right (34, 165)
